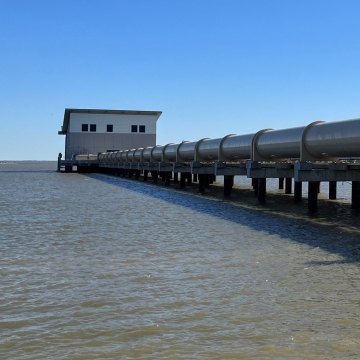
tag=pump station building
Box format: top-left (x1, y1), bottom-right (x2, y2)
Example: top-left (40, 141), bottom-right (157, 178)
top-left (58, 108), bottom-right (162, 160)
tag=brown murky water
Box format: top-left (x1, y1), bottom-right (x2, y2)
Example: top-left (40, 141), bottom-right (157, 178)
top-left (0, 162), bottom-right (359, 359)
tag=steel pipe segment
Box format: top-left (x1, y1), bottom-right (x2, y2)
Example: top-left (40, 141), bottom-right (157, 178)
top-left (178, 141), bottom-right (198, 161)
top-left (151, 145), bottom-right (164, 162)
top-left (220, 134), bottom-right (254, 161)
top-left (126, 149), bottom-right (136, 162)
top-left (98, 152), bottom-right (105, 162)
top-left (163, 143), bottom-right (180, 162)
top-left (134, 148), bottom-right (144, 162)
top-left (142, 146), bottom-right (153, 162)
top-left (110, 152), bottom-right (117, 162)
top-left (254, 127), bottom-right (303, 160)
top-left (120, 150), bottom-right (128, 162)
top-left (197, 138), bottom-right (222, 161)
top-left (115, 151), bottom-right (122, 161)
top-left (303, 118), bottom-right (360, 159)
top-left (161, 143), bottom-right (175, 162)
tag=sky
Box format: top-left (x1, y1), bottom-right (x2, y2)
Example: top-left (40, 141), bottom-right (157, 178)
top-left (1, 0), bottom-right (359, 160)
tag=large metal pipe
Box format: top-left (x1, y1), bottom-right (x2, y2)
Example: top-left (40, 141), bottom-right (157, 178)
top-left (221, 133), bottom-right (254, 161)
top-left (255, 126), bottom-right (305, 160)
top-left (98, 118), bottom-right (360, 164)
top-left (304, 118), bottom-right (360, 159)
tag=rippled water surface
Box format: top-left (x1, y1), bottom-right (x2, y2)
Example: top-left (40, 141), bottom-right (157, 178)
top-left (1, 162), bottom-right (359, 359)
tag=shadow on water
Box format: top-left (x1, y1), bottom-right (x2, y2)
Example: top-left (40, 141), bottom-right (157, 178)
top-left (85, 173), bottom-right (360, 264)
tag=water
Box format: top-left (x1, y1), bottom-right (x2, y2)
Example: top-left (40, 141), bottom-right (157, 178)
top-left (0, 161), bottom-right (359, 359)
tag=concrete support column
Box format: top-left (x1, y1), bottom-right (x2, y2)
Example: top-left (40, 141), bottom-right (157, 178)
top-left (329, 181), bottom-right (337, 200)
top-left (224, 175), bottom-right (234, 197)
top-left (187, 173), bottom-right (192, 185)
top-left (165, 172), bottom-right (171, 186)
top-left (351, 181), bottom-right (360, 210)
top-left (279, 177), bottom-right (284, 190)
top-left (252, 178), bottom-right (259, 196)
top-left (258, 178), bottom-right (266, 203)
top-left (308, 181), bottom-right (319, 213)
top-left (180, 173), bottom-right (186, 188)
top-left (294, 181), bottom-right (302, 203)
top-left (151, 171), bottom-right (158, 184)
top-left (285, 177), bottom-right (292, 194)
top-left (198, 174), bottom-right (206, 194)
top-left (205, 174), bottom-right (211, 188)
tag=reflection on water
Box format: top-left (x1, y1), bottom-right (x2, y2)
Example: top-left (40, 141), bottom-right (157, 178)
top-left (0, 162), bottom-right (359, 359)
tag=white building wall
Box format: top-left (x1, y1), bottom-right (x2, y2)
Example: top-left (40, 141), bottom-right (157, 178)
top-left (69, 113), bottom-right (157, 134)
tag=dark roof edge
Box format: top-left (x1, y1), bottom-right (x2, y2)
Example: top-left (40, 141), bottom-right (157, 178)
top-left (59, 108), bottom-right (162, 135)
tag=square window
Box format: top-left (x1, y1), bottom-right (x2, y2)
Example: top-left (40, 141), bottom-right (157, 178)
top-left (139, 125), bottom-right (145, 133)
top-left (107, 124), bottom-right (113, 132)
top-left (82, 124), bottom-right (88, 132)
top-left (131, 125), bottom-right (138, 133)
top-left (90, 124), bottom-right (96, 132)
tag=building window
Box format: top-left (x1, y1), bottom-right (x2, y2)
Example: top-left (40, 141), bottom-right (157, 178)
top-left (82, 124), bottom-right (88, 132)
top-left (90, 124), bottom-right (97, 132)
top-left (131, 125), bottom-right (138, 133)
top-left (139, 125), bottom-right (145, 133)
top-left (107, 124), bottom-right (113, 132)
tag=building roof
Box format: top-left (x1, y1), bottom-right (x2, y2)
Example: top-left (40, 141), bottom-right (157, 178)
top-left (58, 108), bottom-right (162, 135)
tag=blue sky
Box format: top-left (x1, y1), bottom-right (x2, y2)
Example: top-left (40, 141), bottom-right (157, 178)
top-left (1, 0), bottom-right (359, 160)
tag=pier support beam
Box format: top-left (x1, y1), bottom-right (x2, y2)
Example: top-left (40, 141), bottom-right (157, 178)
top-left (308, 181), bottom-right (319, 213)
top-left (285, 177), bottom-right (292, 194)
top-left (224, 175), bottom-right (234, 197)
top-left (173, 172), bottom-right (178, 183)
top-left (329, 181), bottom-right (337, 200)
top-left (258, 178), bottom-right (266, 203)
top-left (143, 170), bottom-right (148, 182)
top-left (351, 181), bottom-right (360, 210)
top-left (193, 174), bottom-right (198, 182)
top-left (294, 181), bottom-right (302, 203)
